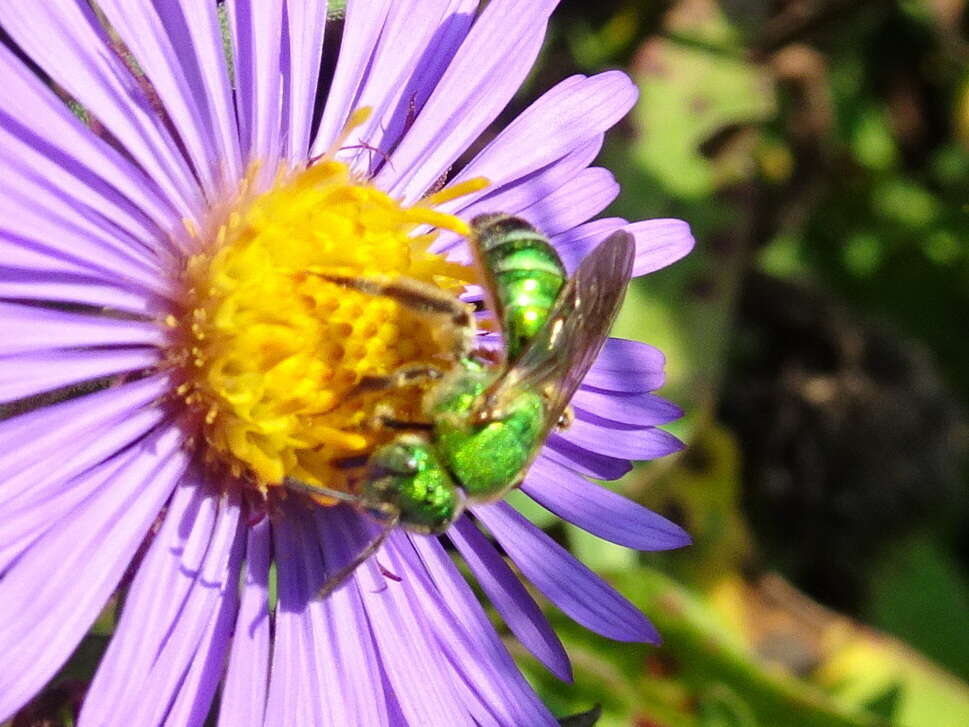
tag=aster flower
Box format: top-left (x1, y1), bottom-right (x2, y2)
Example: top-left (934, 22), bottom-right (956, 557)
top-left (0, 2), bottom-right (694, 725)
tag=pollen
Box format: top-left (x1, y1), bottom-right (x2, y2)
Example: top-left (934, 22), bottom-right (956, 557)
top-left (166, 158), bottom-right (486, 497)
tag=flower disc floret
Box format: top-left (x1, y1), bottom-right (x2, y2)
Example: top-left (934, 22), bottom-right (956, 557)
top-left (168, 160), bottom-right (475, 493)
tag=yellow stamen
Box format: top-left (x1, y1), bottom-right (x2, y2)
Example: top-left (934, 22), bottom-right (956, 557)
top-left (421, 177), bottom-right (490, 208)
top-left (167, 156), bottom-right (482, 498)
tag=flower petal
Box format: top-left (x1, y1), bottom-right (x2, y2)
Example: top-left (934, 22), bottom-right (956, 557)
top-left (80, 481), bottom-right (244, 727)
top-left (551, 218), bottom-right (696, 277)
top-left (0, 43), bottom-right (180, 245)
top-left (403, 532), bottom-right (559, 726)
top-left (154, 1), bottom-right (243, 182)
top-left (0, 346), bottom-right (158, 413)
top-left (0, 173), bottom-right (174, 294)
top-left (559, 413), bottom-right (684, 461)
top-left (473, 502), bottom-right (660, 643)
top-left (377, 0), bottom-right (561, 203)
top-left (443, 71), bottom-right (637, 211)
top-left (518, 167), bottom-right (619, 237)
top-left (218, 519), bottom-right (272, 727)
top-left (261, 514), bottom-right (323, 727)
top-left (282, 0), bottom-right (329, 161)
top-left (96, 2), bottom-right (243, 197)
top-left (625, 218), bottom-right (696, 275)
top-left (264, 504), bottom-right (390, 727)
top-left (582, 337), bottom-right (667, 393)
top-left (0, 424), bottom-right (187, 722)
top-left (342, 0), bottom-right (467, 173)
top-left (0, 302), bottom-right (164, 356)
top-left (571, 388), bottom-right (683, 427)
top-left (362, 0), bottom-right (479, 164)
top-left (227, 0), bottom-right (285, 167)
top-left (449, 517), bottom-right (572, 681)
top-left (312, 0), bottom-right (394, 155)
top-left (337, 514), bottom-right (474, 726)
top-left (0, 375), bottom-right (173, 509)
top-left (0, 173), bottom-right (175, 295)
top-left (0, 2), bottom-right (203, 221)
top-left (522, 458), bottom-right (692, 551)
top-left (433, 137), bottom-right (604, 257)
top-left (542, 437), bottom-right (632, 481)
top-left (0, 268), bottom-right (165, 316)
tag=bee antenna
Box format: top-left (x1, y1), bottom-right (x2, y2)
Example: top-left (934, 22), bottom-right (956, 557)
top-left (318, 513), bottom-right (400, 599)
top-left (283, 477), bottom-right (361, 505)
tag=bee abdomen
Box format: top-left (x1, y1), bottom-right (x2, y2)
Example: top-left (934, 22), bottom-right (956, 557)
top-left (472, 215), bottom-right (566, 360)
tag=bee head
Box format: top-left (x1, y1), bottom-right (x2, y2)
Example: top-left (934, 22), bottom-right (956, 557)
top-left (362, 435), bottom-right (463, 534)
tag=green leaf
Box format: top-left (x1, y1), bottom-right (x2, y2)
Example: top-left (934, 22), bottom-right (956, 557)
top-left (630, 5), bottom-right (775, 199)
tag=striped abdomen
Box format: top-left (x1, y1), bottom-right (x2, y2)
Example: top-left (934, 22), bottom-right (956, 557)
top-left (470, 214), bottom-right (566, 361)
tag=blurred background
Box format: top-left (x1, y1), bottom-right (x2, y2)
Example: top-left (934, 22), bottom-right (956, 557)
top-left (8, 1), bottom-right (969, 725)
top-left (508, 0), bottom-right (969, 724)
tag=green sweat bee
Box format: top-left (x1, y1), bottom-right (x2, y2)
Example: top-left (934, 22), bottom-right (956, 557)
top-left (286, 214), bottom-right (635, 596)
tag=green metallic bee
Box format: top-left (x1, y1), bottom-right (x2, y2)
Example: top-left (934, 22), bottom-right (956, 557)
top-left (286, 215), bottom-right (635, 596)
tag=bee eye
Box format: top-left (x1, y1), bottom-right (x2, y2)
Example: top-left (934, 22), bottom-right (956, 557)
top-left (366, 504), bottom-right (396, 522)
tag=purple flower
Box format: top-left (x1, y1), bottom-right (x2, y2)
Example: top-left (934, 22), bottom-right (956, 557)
top-left (0, 2), bottom-right (694, 725)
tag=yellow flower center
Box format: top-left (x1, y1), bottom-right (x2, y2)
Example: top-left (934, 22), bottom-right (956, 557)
top-left (166, 153), bottom-right (486, 496)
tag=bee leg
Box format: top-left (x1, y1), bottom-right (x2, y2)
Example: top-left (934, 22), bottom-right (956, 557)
top-left (370, 402), bottom-right (433, 432)
top-left (318, 516), bottom-right (399, 599)
top-left (350, 363), bottom-right (445, 397)
top-left (306, 272), bottom-right (475, 360)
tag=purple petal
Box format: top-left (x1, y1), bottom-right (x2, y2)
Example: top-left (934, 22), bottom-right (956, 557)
top-left (0, 268), bottom-right (165, 315)
top-left (551, 218), bottom-right (627, 273)
top-left (449, 517), bottom-right (572, 681)
top-left (473, 502), bottom-right (660, 643)
top-left (625, 218), bottom-right (696, 275)
top-left (433, 137), bottom-right (604, 257)
top-left (522, 458), bottom-right (692, 550)
top-left (227, 0), bottom-right (284, 167)
top-left (262, 514), bottom-right (325, 727)
top-left (154, 1), bottom-right (243, 182)
top-left (0, 424), bottom-right (188, 722)
top-left (542, 437), bottom-right (632, 481)
top-left (97, 2), bottom-right (229, 197)
top-left (403, 532), bottom-right (559, 726)
top-left (0, 375), bottom-right (173, 508)
top-left (264, 504), bottom-right (389, 727)
top-left (582, 337), bottom-right (667, 393)
top-left (0, 405), bottom-right (172, 574)
top-left (0, 112), bottom-right (170, 275)
top-left (0, 181), bottom-right (174, 295)
top-left (343, 0), bottom-right (467, 174)
top-left (518, 166), bottom-right (619, 237)
top-left (551, 218), bottom-right (695, 277)
top-left (312, 0), bottom-right (393, 155)
top-left (282, 0), bottom-right (328, 161)
top-left (559, 413), bottom-right (684, 461)
top-left (363, 0), bottom-right (479, 163)
top-left (0, 428), bottom-right (147, 572)
top-left (0, 302), bottom-right (164, 356)
top-left (0, 43), bottom-right (180, 246)
top-left (80, 479), bottom-right (244, 727)
top-left (336, 514), bottom-right (474, 726)
top-left (0, 3), bottom-right (203, 222)
top-left (218, 520), bottom-right (272, 727)
top-left (571, 388), bottom-right (683, 427)
top-left (377, 0), bottom-right (561, 203)
top-left (443, 71), bottom-right (637, 212)
top-left (0, 348), bottom-right (159, 404)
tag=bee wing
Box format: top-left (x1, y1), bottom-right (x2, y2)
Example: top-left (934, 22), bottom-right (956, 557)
top-left (477, 230), bottom-right (635, 433)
